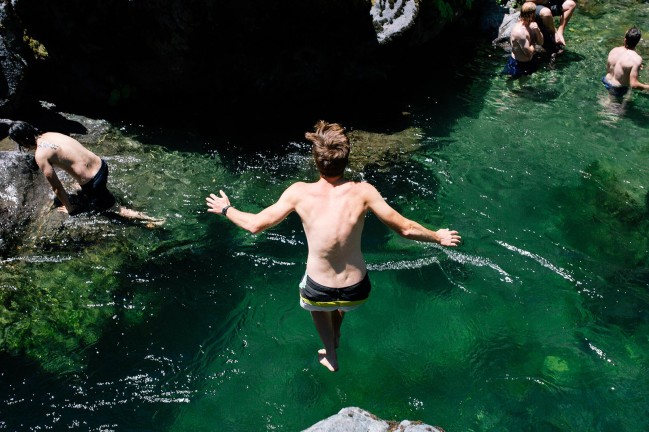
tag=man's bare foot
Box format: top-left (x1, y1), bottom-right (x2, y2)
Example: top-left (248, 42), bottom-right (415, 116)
top-left (555, 31), bottom-right (566, 46)
top-left (317, 349), bottom-right (338, 372)
top-left (144, 218), bottom-right (166, 229)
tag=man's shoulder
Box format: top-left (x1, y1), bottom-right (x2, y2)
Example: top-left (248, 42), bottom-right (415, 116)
top-left (617, 49), bottom-right (643, 67)
top-left (349, 180), bottom-right (380, 197)
top-left (283, 181), bottom-right (313, 198)
top-left (287, 181), bottom-right (310, 190)
top-left (630, 50), bottom-right (644, 63)
top-left (511, 23), bottom-right (529, 38)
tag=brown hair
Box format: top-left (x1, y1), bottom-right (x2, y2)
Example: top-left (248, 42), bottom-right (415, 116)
top-left (304, 120), bottom-right (350, 178)
top-left (520, 2), bottom-right (536, 23)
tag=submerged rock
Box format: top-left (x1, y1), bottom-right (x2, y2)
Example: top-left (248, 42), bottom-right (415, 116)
top-left (348, 126), bottom-right (423, 172)
top-left (303, 407), bottom-right (446, 432)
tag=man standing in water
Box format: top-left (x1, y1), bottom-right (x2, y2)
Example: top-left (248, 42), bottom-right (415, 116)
top-left (206, 120), bottom-right (461, 372)
top-left (602, 27), bottom-right (649, 97)
top-left (503, 2), bottom-right (544, 79)
top-left (7, 120), bottom-right (164, 224)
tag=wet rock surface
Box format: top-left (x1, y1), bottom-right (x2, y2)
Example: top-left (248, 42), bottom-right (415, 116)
top-left (303, 407), bottom-right (446, 432)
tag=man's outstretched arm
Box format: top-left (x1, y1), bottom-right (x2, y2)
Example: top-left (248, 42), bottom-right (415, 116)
top-left (206, 186), bottom-right (298, 234)
top-left (629, 64), bottom-right (649, 91)
top-left (364, 183), bottom-right (461, 246)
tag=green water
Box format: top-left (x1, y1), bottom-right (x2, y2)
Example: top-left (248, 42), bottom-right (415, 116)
top-left (4, 1), bottom-right (649, 430)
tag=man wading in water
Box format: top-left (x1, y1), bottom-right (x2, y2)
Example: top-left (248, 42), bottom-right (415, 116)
top-left (206, 120), bottom-right (461, 372)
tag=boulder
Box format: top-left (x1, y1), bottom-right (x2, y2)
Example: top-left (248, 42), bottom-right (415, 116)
top-left (493, 10), bottom-right (519, 51)
top-left (0, 152), bottom-right (46, 256)
top-left (303, 407), bottom-right (446, 432)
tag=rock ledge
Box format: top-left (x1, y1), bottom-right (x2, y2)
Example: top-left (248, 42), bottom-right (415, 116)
top-left (303, 407), bottom-right (445, 432)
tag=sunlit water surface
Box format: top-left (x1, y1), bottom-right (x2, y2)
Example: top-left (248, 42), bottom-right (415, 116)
top-left (3, 2), bottom-right (649, 430)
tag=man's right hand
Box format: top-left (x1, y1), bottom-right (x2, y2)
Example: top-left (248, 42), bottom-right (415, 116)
top-left (58, 204), bottom-right (83, 216)
top-left (206, 190), bottom-right (231, 215)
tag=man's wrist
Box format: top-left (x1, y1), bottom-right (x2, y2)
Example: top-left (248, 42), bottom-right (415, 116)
top-left (221, 205), bottom-right (232, 216)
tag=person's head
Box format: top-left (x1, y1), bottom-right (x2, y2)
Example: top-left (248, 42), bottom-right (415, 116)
top-left (305, 120), bottom-right (350, 178)
top-left (624, 26), bottom-right (641, 49)
top-left (520, 2), bottom-right (537, 24)
top-left (8, 120), bottom-right (39, 151)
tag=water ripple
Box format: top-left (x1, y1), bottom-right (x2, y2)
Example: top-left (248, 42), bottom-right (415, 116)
top-left (496, 240), bottom-right (579, 285)
top-left (443, 247), bottom-right (513, 283)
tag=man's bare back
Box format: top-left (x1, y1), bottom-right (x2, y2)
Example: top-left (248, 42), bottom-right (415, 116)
top-left (605, 46), bottom-right (644, 88)
top-left (288, 178), bottom-right (370, 288)
top-left (511, 20), bottom-right (542, 62)
top-left (603, 28), bottom-right (649, 93)
top-left (34, 132), bottom-right (102, 185)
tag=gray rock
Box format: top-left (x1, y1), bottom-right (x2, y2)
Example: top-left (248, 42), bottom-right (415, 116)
top-left (302, 407), bottom-right (445, 432)
top-left (370, 0), bottom-right (420, 45)
top-left (0, 151), bottom-right (50, 256)
top-left (493, 10), bottom-right (519, 51)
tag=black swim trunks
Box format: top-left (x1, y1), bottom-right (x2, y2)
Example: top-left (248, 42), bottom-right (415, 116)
top-left (536, 0), bottom-right (564, 18)
top-left (299, 273), bottom-right (371, 311)
top-left (80, 159), bottom-right (116, 212)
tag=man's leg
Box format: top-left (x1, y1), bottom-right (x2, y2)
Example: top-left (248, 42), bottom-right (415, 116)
top-left (556, 0), bottom-right (577, 46)
top-left (116, 206), bottom-right (165, 225)
top-left (310, 311), bottom-right (339, 372)
top-left (332, 310), bottom-right (345, 349)
top-left (538, 6), bottom-right (557, 40)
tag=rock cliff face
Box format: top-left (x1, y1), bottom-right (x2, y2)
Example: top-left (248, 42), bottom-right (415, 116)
top-left (2, 0), bottom-right (501, 125)
top-left (0, 2), bottom-right (30, 114)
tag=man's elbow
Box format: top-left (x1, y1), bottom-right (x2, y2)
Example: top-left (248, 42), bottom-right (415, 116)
top-left (399, 224), bottom-right (417, 239)
top-left (247, 226), bottom-right (264, 235)
top-left (242, 222), bottom-right (266, 235)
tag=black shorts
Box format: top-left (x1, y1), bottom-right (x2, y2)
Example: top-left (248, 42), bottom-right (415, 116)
top-left (80, 159), bottom-right (116, 212)
top-left (299, 273), bottom-right (371, 311)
